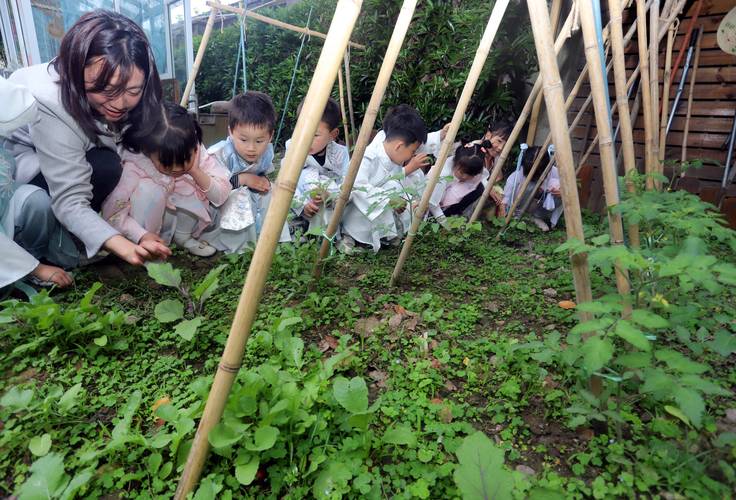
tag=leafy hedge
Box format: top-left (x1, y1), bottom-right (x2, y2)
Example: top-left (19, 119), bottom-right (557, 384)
top-left (195, 0), bottom-right (536, 145)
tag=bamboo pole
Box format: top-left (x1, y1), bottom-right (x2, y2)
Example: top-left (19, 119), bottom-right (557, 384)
top-left (681, 28), bottom-right (703, 164)
top-left (207, 0), bottom-right (366, 50)
top-left (526, 0), bottom-right (564, 144)
top-left (636, 0), bottom-right (655, 189)
top-left (609, 0), bottom-right (641, 249)
top-left (648, 0), bottom-right (661, 190)
top-left (577, 0), bottom-right (632, 311)
top-left (337, 61), bottom-right (352, 151)
top-left (174, 1), bottom-right (363, 496)
top-left (468, 7), bottom-right (582, 224)
top-left (526, 0), bottom-right (593, 309)
top-left (617, 86), bottom-right (642, 174)
top-left (344, 49), bottom-right (357, 143)
top-left (658, 22), bottom-right (677, 177)
top-left (313, 0), bottom-right (418, 279)
top-left (502, 66), bottom-right (590, 227)
top-left (180, 9), bottom-right (217, 107)
top-left (389, 0), bottom-right (510, 286)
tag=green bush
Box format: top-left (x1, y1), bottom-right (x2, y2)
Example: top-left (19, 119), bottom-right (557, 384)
top-left (195, 0), bottom-right (536, 145)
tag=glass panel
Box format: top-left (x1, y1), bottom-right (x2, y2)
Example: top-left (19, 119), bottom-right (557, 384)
top-left (168, 0), bottom-right (187, 93)
top-left (0, 0), bottom-right (22, 70)
top-left (120, 0), bottom-right (169, 75)
top-left (30, 0), bottom-right (114, 62)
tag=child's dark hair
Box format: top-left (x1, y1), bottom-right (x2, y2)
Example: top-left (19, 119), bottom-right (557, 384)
top-left (521, 145), bottom-right (542, 179)
top-left (382, 104), bottom-right (428, 145)
top-left (297, 96), bottom-right (341, 131)
top-left (229, 91), bottom-right (276, 132)
top-left (453, 143), bottom-right (485, 177)
top-left (487, 119), bottom-right (513, 140)
top-left (123, 101), bottom-right (202, 171)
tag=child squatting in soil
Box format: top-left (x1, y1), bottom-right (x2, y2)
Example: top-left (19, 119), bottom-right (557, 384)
top-left (102, 102), bottom-right (231, 257)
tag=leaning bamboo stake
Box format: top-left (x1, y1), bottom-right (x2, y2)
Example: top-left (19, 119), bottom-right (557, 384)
top-left (658, 22), bottom-right (677, 182)
top-left (636, 0), bottom-right (656, 189)
top-left (526, 0), bottom-right (593, 308)
top-left (337, 61), bottom-right (352, 151)
top-left (502, 66), bottom-right (591, 227)
top-left (648, 0), bottom-right (661, 189)
top-left (390, 0), bottom-right (510, 286)
top-left (578, 0), bottom-right (632, 311)
top-left (681, 28), bottom-right (703, 164)
top-left (468, 6), bottom-right (583, 224)
top-left (174, 1), bottom-right (362, 496)
top-left (526, 0), bottom-right (564, 144)
top-left (313, 0), bottom-right (418, 279)
top-left (344, 49), bottom-right (357, 143)
top-left (180, 9), bottom-right (217, 107)
top-left (208, 0), bottom-right (366, 49)
top-left (609, 0), bottom-right (641, 248)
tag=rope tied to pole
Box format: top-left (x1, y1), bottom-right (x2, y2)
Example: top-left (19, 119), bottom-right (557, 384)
top-left (320, 230), bottom-right (337, 256)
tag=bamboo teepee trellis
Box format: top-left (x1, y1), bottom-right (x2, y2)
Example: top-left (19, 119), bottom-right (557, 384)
top-left (174, 1), bottom-right (363, 496)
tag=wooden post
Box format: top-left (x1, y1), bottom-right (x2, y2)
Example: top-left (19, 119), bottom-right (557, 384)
top-left (344, 49), bottom-right (357, 143)
top-left (578, 0), bottom-right (632, 311)
top-left (648, 0), bottom-right (661, 190)
top-left (337, 61), bottom-right (352, 151)
top-left (526, 0), bottom-right (593, 308)
top-left (313, 0), bottom-right (418, 279)
top-left (526, 0), bottom-right (563, 144)
top-left (636, 0), bottom-right (655, 190)
top-left (390, 0), bottom-right (510, 286)
top-left (658, 22), bottom-right (677, 181)
top-left (174, 1), bottom-right (363, 496)
top-left (180, 9), bottom-right (217, 107)
top-left (609, 0), bottom-right (641, 248)
top-left (681, 29), bottom-right (703, 164)
top-left (207, 0), bottom-right (366, 49)
top-left (468, 7), bottom-right (580, 224)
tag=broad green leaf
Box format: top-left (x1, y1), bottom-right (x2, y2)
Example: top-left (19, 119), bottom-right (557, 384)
top-left (631, 309), bottom-right (669, 329)
top-left (570, 318), bottom-right (614, 335)
top-left (655, 349), bottom-right (709, 374)
top-left (576, 301), bottom-right (617, 314)
top-left (235, 456), bottom-right (260, 485)
top-left (175, 317), bottom-right (203, 341)
top-left (708, 330), bottom-right (736, 357)
top-left (382, 424), bottom-right (417, 447)
top-left (29, 433), bottom-right (52, 457)
top-left (58, 383), bottom-right (84, 413)
top-left (582, 337), bottom-right (614, 373)
top-left (93, 335), bottom-right (107, 347)
top-left (154, 300), bottom-right (184, 323)
top-left (193, 475), bottom-right (223, 500)
top-left (246, 426), bottom-right (279, 451)
top-left (313, 461), bottom-right (352, 498)
top-left (641, 369), bottom-right (673, 395)
top-left (192, 264), bottom-right (227, 302)
top-left (591, 234), bottom-right (610, 246)
top-left (208, 422), bottom-right (241, 449)
top-left (282, 336), bottom-right (304, 369)
top-left (16, 452), bottom-right (66, 499)
top-left (60, 468), bottom-right (94, 500)
top-left (673, 386), bottom-right (705, 428)
top-left (615, 320), bottom-right (651, 351)
top-left (680, 375), bottom-right (730, 396)
top-left (664, 405), bottom-right (691, 426)
top-left (146, 262), bottom-right (182, 288)
top-left (453, 431), bottom-right (513, 500)
top-left (333, 376), bottom-right (368, 414)
top-left (1, 386), bottom-right (34, 411)
top-left (616, 352), bottom-right (651, 369)
top-left (277, 315), bottom-right (302, 333)
top-left (111, 390), bottom-right (142, 441)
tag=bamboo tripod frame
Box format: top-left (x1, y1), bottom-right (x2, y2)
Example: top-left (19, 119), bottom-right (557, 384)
top-left (681, 29), bottom-right (703, 163)
top-left (526, 0), bottom-right (593, 308)
top-left (180, 9), bottom-right (217, 107)
top-left (312, 0), bottom-right (419, 279)
top-left (337, 61), bottom-right (352, 151)
top-left (648, 0), bottom-right (661, 190)
top-left (637, 0), bottom-right (656, 189)
top-left (389, 0), bottom-right (511, 286)
top-left (659, 23), bottom-right (677, 168)
top-left (174, 1), bottom-right (363, 496)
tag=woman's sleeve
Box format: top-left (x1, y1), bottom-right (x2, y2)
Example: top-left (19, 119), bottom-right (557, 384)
top-left (199, 146), bottom-right (231, 207)
top-left (101, 165), bottom-right (148, 244)
top-left (29, 109), bottom-right (119, 257)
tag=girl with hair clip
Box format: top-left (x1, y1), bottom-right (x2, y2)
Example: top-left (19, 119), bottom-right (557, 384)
top-left (102, 102), bottom-right (231, 257)
top-left (4, 10), bottom-right (169, 266)
top-left (427, 141), bottom-right (488, 222)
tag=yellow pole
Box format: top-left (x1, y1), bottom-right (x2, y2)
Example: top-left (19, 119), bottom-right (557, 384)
top-left (180, 9), bottom-right (217, 107)
top-left (174, 1), bottom-right (363, 496)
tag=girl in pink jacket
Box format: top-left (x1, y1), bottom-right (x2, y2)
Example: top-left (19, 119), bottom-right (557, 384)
top-left (103, 103), bottom-right (231, 257)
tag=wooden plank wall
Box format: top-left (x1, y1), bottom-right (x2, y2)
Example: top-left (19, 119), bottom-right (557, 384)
top-left (568, 0), bottom-right (736, 216)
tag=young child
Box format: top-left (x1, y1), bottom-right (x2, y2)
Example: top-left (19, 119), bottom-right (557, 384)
top-left (341, 104), bottom-right (439, 253)
top-left (287, 97), bottom-right (349, 236)
top-left (436, 142), bottom-right (487, 217)
top-left (102, 102), bottom-right (231, 257)
top-left (206, 91), bottom-right (290, 252)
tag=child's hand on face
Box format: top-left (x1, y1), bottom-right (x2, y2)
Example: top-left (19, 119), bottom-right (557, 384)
top-left (239, 172), bottom-right (271, 193)
top-left (404, 153), bottom-right (430, 174)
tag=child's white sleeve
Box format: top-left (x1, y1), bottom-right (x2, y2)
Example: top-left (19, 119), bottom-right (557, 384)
top-left (503, 172), bottom-right (521, 206)
top-left (293, 167), bottom-right (319, 215)
top-left (351, 155), bottom-right (400, 221)
top-left (419, 130), bottom-right (443, 156)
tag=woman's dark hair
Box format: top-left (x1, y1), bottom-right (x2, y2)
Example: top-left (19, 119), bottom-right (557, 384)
top-left (53, 10), bottom-right (162, 141)
top-left (521, 146), bottom-right (542, 179)
top-left (453, 143), bottom-right (485, 177)
top-left (123, 102), bottom-right (202, 171)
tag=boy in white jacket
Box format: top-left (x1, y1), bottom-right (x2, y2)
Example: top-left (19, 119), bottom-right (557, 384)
top-left (341, 105), bottom-right (444, 252)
